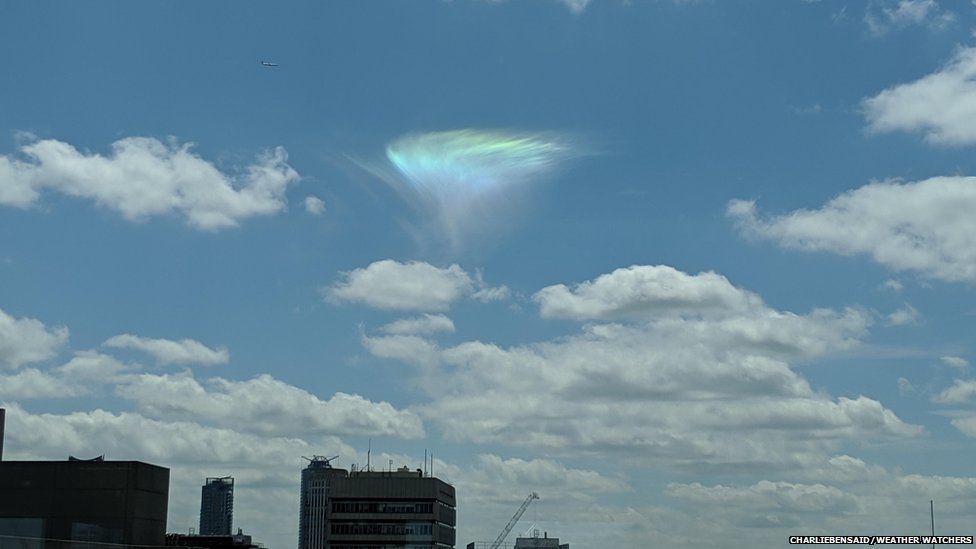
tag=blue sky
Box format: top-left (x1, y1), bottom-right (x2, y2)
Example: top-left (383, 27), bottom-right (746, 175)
top-left (4, 1), bottom-right (976, 547)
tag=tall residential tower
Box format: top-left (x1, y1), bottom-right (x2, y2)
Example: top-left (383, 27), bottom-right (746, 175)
top-left (200, 476), bottom-right (234, 536)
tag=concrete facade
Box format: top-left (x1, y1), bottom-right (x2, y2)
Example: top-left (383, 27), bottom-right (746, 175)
top-left (0, 460), bottom-right (169, 549)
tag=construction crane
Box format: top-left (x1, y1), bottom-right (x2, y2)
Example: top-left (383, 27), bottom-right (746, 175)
top-left (489, 492), bottom-right (539, 549)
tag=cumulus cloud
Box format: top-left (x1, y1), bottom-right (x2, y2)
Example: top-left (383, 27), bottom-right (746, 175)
top-left (380, 314), bottom-right (456, 336)
top-left (533, 264), bottom-right (765, 321)
top-left (863, 0), bottom-right (954, 37)
top-left (0, 136), bottom-right (299, 229)
top-left (0, 306), bottom-right (68, 370)
top-left (951, 415), bottom-right (976, 438)
top-left (486, 0), bottom-right (593, 13)
top-left (897, 377), bottom-right (916, 395)
top-left (363, 264), bottom-right (919, 471)
top-left (115, 371), bottom-right (424, 439)
top-left (0, 368), bottom-right (81, 400)
top-left (326, 259), bottom-right (506, 311)
top-left (728, 177), bottom-right (976, 283)
top-left (304, 195), bottom-right (325, 215)
top-left (55, 350), bottom-right (133, 382)
top-left (666, 480), bottom-right (860, 514)
top-left (864, 44), bottom-right (976, 145)
top-left (942, 356), bottom-right (970, 368)
top-left (886, 304), bottom-right (919, 326)
top-left (934, 378), bottom-right (976, 404)
top-left (880, 279), bottom-right (904, 292)
top-left (103, 334), bottom-right (229, 366)
top-left (664, 459), bottom-right (976, 542)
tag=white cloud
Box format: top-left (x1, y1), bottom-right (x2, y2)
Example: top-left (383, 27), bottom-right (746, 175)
top-left (951, 415), bottom-right (976, 437)
top-left (942, 356), bottom-right (970, 369)
top-left (484, 0), bottom-right (591, 13)
top-left (471, 285), bottom-right (510, 303)
top-left (886, 304), bottom-right (919, 326)
top-left (363, 265), bottom-right (919, 471)
top-left (881, 279), bottom-right (904, 292)
top-left (728, 177), bottom-right (976, 283)
top-left (666, 480), bottom-right (859, 514)
top-left (327, 260), bottom-right (505, 311)
top-left (897, 377), bottom-right (916, 395)
top-left (0, 307), bottom-right (68, 370)
top-left (103, 334), bottom-right (229, 365)
top-left (0, 137), bottom-right (299, 230)
top-left (664, 459), bottom-right (976, 542)
top-left (864, 44), bottom-right (976, 145)
top-left (304, 195), bottom-right (325, 215)
top-left (380, 314), bottom-right (456, 336)
top-left (533, 264), bottom-right (764, 321)
top-left (557, 0), bottom-right (591, 12)
top-left (934, 378), bottom-right (976, 404)
top-left (115, 371), bottom-right (424, 439)
top-left (864, 0), bottom-right (954, 37)
top-left (0, 368), bottom-right (81, 400)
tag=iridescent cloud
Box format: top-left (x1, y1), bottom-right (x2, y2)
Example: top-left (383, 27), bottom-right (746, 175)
top-left (383, 129), bottom-right (580, 251)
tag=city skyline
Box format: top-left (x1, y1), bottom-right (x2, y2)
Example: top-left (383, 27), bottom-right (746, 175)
top-left (3, 1), bottom-right (976, 548)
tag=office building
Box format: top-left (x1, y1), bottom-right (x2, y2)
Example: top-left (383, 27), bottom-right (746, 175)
top-left (0, 459), bottom-right (170, 549)
top-left (0, 407), bottom-right (169, 549)
top-left (299, 457), bottom-right (350, 549)
top-left (200, 477), bottom-right (234, 535)
top-left (299, 457), bottom-right (456, 549)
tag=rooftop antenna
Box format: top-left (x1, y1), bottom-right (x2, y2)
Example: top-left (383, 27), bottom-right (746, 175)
top-left (301, 455), bottom-right (339, 467)
top-left (367, 439), bottom-right (371, 472)
top-left (424, 449), bottom-right (428, 477)
top-left (930, 500), bottom-right (935, 549)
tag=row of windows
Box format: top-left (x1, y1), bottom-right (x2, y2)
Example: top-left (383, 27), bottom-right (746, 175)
top-left (331, 545), bottom-right (435, 549)
top-left (332, 501), bottom-right (434, 514)
top-left (330, 522), bottom-right (434, 536)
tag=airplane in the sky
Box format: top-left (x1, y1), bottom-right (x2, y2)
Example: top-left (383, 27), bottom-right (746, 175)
top-left (260, 61), bottom-right (279, 67)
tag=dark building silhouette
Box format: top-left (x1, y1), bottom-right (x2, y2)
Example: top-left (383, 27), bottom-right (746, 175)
top-left (0, 411), bottom-right (169, 549)
top-left (166, 529), bottom-right (262, 549)
top-left (200, 477), bottom-right (234, 536)
top-left (299, 457), bottom-right (456, 549)
top-left (514, 533), bottom-right (569, 549)
top-left (0, 459), bottom-right (170, 549)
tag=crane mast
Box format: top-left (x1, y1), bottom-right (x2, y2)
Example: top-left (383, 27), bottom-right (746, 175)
top-left (489, 492), bottom-right (539, 549)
